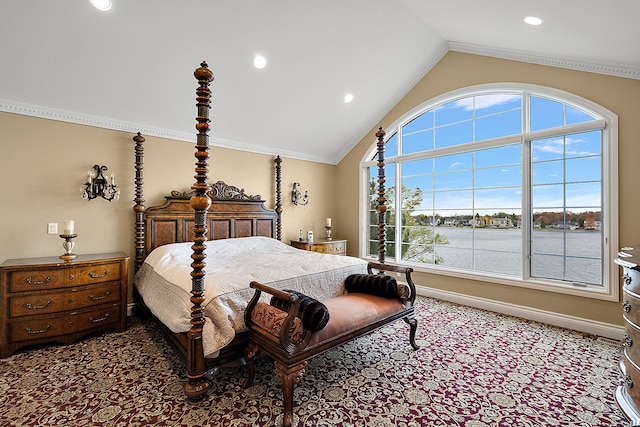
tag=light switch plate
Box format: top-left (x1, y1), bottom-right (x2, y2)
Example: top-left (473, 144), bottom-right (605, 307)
top-left (47, 223), bottom-right (58, 234)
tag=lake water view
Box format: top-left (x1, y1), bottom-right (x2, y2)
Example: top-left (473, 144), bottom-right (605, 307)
top-left (404, 227), bottom-right (603, 285)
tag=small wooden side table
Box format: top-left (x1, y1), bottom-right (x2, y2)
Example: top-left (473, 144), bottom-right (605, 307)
top-left (290, 239), bottom-right (347, 256)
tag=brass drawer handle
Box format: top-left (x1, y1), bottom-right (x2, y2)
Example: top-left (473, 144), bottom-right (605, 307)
top-left (88, 270), bottom-right (110, 279)
top-left (624, 273), bottom-right (633, 286)
top-left (25, 325), bottom-right (51, 334)
top-left (25, 276), bottom-right (52, 285)
top-left (626, 375), bottom-right (634, 389)
top-left (24, 300), bottom-right (52, 310)
top-left (624, 301), bottom-right (632, 313)
top-left (89, 291), bottom-right (111, 301)
top-left (89, 313), bottom-right (110, 323)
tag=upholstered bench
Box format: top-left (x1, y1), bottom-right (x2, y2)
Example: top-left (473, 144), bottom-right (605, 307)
top-left (242, 262), bottom-right (419, 427)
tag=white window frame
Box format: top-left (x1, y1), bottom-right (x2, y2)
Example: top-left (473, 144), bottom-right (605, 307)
top-left (359, 83), bottom-right (619, 301)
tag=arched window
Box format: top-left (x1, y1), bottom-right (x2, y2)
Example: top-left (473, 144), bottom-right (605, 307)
top-left (360, 84), bottom-right (618, 300)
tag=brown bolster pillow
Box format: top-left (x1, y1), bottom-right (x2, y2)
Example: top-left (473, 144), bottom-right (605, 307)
top-left (344, 274), bottom-right (398, 298)
top-left (270, 290), bottom-right (330, 332)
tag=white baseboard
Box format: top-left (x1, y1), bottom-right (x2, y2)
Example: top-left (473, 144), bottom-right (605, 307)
top-left (127, 303), bottom-right (135, 317)
top-left (416, 286), bottom-right (625, 341)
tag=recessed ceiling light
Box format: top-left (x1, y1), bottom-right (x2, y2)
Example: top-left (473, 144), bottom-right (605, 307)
top-left (344, 93), bottom-right (354, 104)
top-left (524, 16), bottom-right (543, 26)
top-left (253, 55), bottom-right (267, 69)
top-left (90, 0), bottom-right (112, 11)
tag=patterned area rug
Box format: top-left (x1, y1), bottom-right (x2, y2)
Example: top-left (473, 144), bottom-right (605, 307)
top-left (0, 297), bottom-right (627, 426)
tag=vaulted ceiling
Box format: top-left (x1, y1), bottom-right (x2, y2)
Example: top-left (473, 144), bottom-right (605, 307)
top-left (1, 1), bottom-right (639, 164)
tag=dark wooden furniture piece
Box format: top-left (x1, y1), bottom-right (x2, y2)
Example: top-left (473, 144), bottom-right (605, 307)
top-left (0, 252), bottom-right (129, 358)
top-left (131, 62), bottom-right (394, 405)
top-left (615, 246), bottom-right (640, 426)
top-left (131, 62), bottom-right (284, 402)
top-left (290, 239), bottom-right (346, 255)
top-left (243, 261), bottom-right (419, 427)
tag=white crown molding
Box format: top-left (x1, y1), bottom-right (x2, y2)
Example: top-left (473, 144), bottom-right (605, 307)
top-left (448, 41), bottom-right (640, 80)
top-left (0, 98), bottom-right (335, 164)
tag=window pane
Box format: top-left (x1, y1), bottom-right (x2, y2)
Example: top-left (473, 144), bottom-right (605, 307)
top-left (402, 129), bottom-right (434, 154)
top-left (475, 188), bottom-right (521, 209)
top-left (532, 184), bottom-right (564, 208)
top-left (435, 170), bottom-right (473, 191)
top-left (475, 145), bottom-right (521, 168)
top-left (435, 99), bottom-right (473, 126)
top-left (385, 133), bottom-right (397, 158)
top-left (474, 94), bottom-right (522, 117)
top-left (566, 105), bottom-right (597, 125)
top-left (403, 110), bottom-right (434, 134)
top-left (435, 121), bottom-right (473, 148)
top-left (530, 96), bottom-right (564, 131)
top-left (475, 109), bottom-right (522, 141)
top-left (435, 153), bottom-right (472, 172)
top-left (403, 158), bottom-right (434, 176)
top-left (475, 166), bottom-right (521, 188)
top-left (566, 130), bottom-right (601, 158)
top-left (566, 157), bottom-right (600, 182)
top-left (566, 182), bottom-right (601, 208)
top-left (434, 190), bottom-right (473, 210)
top-left (532, 160), bottom-right (564, 185)
top-left (532, 137), bottom-right (565, 161)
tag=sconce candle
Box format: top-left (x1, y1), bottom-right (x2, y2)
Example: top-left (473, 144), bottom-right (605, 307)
top-left (326, 218), bottom-right (332, 227)
top-left (82, 164), bottom-right (120, 202)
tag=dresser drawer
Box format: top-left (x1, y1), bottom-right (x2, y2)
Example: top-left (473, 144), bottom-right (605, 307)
top-left (9, 292), bottom-right (67, 317)
top-left (624, 321), bottom-right (640, 365)
top-left (620, 355), bottom-right (640, 406)
top-left (69, 281), bottom-right (121, 310)
top-left (8, 270), bottom-right (65, 292)
top-left (9, 313), bottom-right (73, 343)
top-left (9, 303), bottom-right (122, 343)
top-left (331, 242), bottom-right (346, 255)
top-left (75, 304), bottom-right (122, 333)
top-left (623, 288), bottom-right (640, 327)
top-left (310, 245), bottom-right (330, 254)
top-left (71, 262), bottom-right (122, 285)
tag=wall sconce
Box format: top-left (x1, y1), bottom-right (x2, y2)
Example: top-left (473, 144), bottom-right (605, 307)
top-left (292, 182), bottom-right (309, 206)
top-left (82, 165), bottom-right (119, 202)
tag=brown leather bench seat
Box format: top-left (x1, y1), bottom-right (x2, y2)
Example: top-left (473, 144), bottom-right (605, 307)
top-left (242, 261), bottom-right (419, 427)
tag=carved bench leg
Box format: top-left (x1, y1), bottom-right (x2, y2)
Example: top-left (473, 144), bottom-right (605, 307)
top-left (242, 343), bottom-right (260, 389)
top-left (404, 314), bottom-right (420, 350)
top-left (275, 360), bottom-right (307, 427)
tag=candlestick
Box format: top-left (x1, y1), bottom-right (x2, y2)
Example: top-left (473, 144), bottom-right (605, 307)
top-left (63, 220), bottom-right (74, 235)
top-left (325, 225), bottom-right (332, 240)
top-left (59, 233), bottom-right (78, 261)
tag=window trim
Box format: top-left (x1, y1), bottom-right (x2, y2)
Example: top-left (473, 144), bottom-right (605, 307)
top-left (359, 83), bottom-right (619, 301)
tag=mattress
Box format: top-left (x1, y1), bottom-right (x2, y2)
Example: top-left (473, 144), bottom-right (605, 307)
top-left (134, 236), bottom-right (368, 357)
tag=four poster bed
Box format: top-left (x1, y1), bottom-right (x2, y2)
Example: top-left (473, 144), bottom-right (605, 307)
top-left (131, 62), bottom-right (402, 403)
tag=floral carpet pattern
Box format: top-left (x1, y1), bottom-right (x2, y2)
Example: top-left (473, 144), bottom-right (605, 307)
top-left (0, 297), bottom-right (627, 426)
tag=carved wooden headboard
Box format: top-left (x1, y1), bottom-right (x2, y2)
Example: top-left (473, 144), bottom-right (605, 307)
top-left (143, 181), bottom-right (278, 255)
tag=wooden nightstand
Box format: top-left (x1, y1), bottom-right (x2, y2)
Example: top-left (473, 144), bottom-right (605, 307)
top-left (290, 239), bottom-right (347, 256)
top-left (0, 252), bottom-right (129, 358)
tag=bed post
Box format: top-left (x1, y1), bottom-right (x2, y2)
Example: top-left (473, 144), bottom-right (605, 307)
top-left (275, 155), bottom-right (282, 241)
top-left (375, 127), bottom-right (386, 264)
top-left (185, 61), bottom-right (214, 402)
top-left (132, 132), bottom-right (146, 272)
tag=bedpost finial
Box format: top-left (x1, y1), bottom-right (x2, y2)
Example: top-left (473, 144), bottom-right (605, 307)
top-left (194, 61), bottom-right (214, 82)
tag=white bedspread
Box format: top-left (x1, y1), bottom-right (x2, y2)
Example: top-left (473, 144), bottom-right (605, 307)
top-left (134, 236), bottom-right (368, 357)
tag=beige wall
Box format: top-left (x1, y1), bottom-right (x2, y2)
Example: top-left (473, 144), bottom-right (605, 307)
top-left (337, 51), bottom-right (640, 326)
top-left (0, 112), bottom-right (337, 301)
